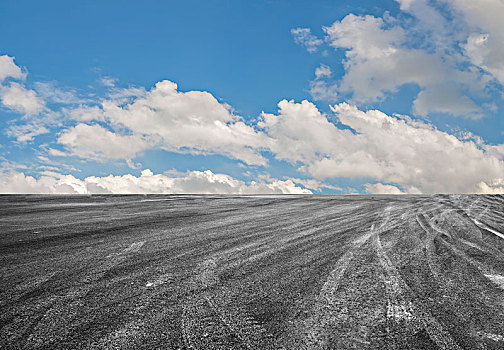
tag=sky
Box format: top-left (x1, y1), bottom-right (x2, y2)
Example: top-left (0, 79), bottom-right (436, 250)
top-left (0, 0), bottom-right (503, 194)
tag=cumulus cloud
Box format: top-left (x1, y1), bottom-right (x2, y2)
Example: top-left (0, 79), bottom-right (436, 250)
top-left (315, 64), bottom-right (332, 79)
top-left (0, 55), bottom-right (55, 142)
top-left (259, 99), bottom-right (352, 164)
top-left (412, 84), bottom-right (481, 118)
top-left (3, 52), bottom-right (503, 194)
top-left (364, 183), bottom-right (406, 194)
top-left (6, 123), bottom-right (50, 142)
top-left (0, 82), bottom-right (45, 116)
top-left (64, 105), bottom-right (105, 122)
top-left (448, 0), bottom-right (504, 85)
top-left (0, 55), bottom-right (44, 116)
top-left (286, 177), bottom-right (341, 192)
top-left (0, 169), bottom-right (311, 194)
top-left (0, 55), bottom-right (26, 82)
top-left (319, 7), bottom-right (498, 118)
top-left (61, 80), bottom-right (271, 165)
top-left (310, 64), bottom-right (338, 102)
top-left (291, 27), bottom-right (323, 53)
top-left (260, 99), bottom-right (504, 193)
top-left (57, 124), bottom-right (155, 160)
top-left (309, 80), bottom-right (339, 102)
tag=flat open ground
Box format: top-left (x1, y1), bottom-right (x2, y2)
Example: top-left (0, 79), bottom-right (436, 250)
top-left (1, 194), bottom-right (504, 349)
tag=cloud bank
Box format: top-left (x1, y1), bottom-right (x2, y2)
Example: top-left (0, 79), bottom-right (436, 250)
top-left (0, 169), bottom-right (311, 194)
top-left (302, 0), bottom-right (504, 120)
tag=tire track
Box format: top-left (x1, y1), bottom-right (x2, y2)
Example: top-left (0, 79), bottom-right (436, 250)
top-left (22, 239), bottom-right (148, 348)
top-left (300, 205), bottom-right (393, 349)
top-left (374, 232), bottom-right (414, 323)
top-left (376, 211), bottom-right (463, 350)
top-left (181, 258), bottom-right (274, 350)
top-left (301, 230), bottom-right (375, 349)
top-left (419, 209), bottom-right (504, 281)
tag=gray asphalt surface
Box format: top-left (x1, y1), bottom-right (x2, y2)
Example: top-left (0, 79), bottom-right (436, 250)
top-left (1, 194), bottom-right (504, 349)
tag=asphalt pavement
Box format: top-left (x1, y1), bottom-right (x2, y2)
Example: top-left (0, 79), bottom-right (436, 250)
top-left (1, 194), bottom-right (503, 349)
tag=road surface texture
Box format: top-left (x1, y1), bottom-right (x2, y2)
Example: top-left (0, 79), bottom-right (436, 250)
top-left (1, 194), bottom-right (504, 349)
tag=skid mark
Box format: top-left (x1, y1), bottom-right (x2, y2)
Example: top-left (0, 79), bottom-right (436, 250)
top-left (484, 274), bottom-right (504, 289)
top-left (239, 218), bottom-right (360, 267)
top-left (375, 217), bottom-right (463, 350)
top-left (373, 232), bottom-right (414, 323)
top-left (427, 217), bottom-right (453, 239)
top-left (301, 221), bottom-right (380, 349)
top-left (301, 206), bottom-right (398, 349)
top-left (182, 258), bottom-right (273, 350)
top-left (21, 239), bottom-right (150, 346)
top-left (416, 213), bottom-right (444, 279)
top-left (4, 271), bottom-right (58, 307)
top-left (416, 213), bottom-right (451, 240)
top-left (472, 219), bottom-right (504, 240)
top-left (459, 238), bottom-right (485, 251)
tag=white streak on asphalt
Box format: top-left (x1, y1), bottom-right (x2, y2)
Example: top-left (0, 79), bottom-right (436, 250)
top-left (107, 240), bottom-right (146, 258)
top-left (123, 241), bottom-right (146, 254)
top-left (145, 274), bottom-right (173, 288)
top-left (481, 332), bottom-right (504, 342)
top-left (484, 274), bottom-right (504, 289)
top-left (472, 219), bottom-right (504, 240)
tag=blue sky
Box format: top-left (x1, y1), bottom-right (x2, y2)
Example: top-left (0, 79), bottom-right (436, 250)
top-left (1, 0), bottom-right (503, 194)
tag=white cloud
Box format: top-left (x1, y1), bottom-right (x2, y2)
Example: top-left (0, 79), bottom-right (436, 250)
top-left (100, 76), bottom-right (117, 87)
top-left (286, 177), bottom-right (341, 192)
top-left (6, 123), bottom-right (49, 142)
top-left (0, 55), bottom-right (25, 82)
top-left (0, 169), bottom-right (311, 194)
top-left (48, 148), bottom-right (68, 157)
top-left (64, 105), bottom-right (105, 122)
top-left (412, 84), bottom-right (481, 118)
top-left (475, 179), bottom-right (504, 194)
top-left (0, 56), bottom-right (45, 120)
top-left (291, 27), bottom-right (323, 53)
top-left (309, 80), bottom-right (338, 102)
top-left (260, 99), bottom-right (504, 193)
top-left (0, 82), bottom-right (45, 115)
top-left (3, 52), bottom-right (503, 194)
top-left (57, 124), bottom-right (155, 160)
top-left (365, 183), bottom-right (405, 194)
top-left (315, 64), bottom-right (332, 79)
top-left (323, 12), bottom-right (489, 117)
top-left (33, 82), bottom-right (87, 104)
top-left (62, 80), bottom-right (271, 165)
top-left (259, 99), bottom-right (352, 164)
top-left (448, 0), bottom-right (504, 85)
top-left (310, 64), bottom-right (338, 102)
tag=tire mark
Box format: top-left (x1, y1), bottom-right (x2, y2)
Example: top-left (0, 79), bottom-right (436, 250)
top-left (472, 219), bottom-right (504, 240)
top-left (416, 213), bottom-right (445, 279)
top-left (375, 212), bottom-right (463, 350)
top-left (421, 209), bottom-right (504, 279)
top-left (302, 230), bottom-right (375, 349)
top-left (374, 233), bottom-right (414, 322)
top-left (181, 258), bottom-right (274, 350)
top-left (301, 205), bottom-right (394, 349)
top-left (484, 274), bottom-right (504, 289)
top-left (20, 240), bottom-right (149, 348)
